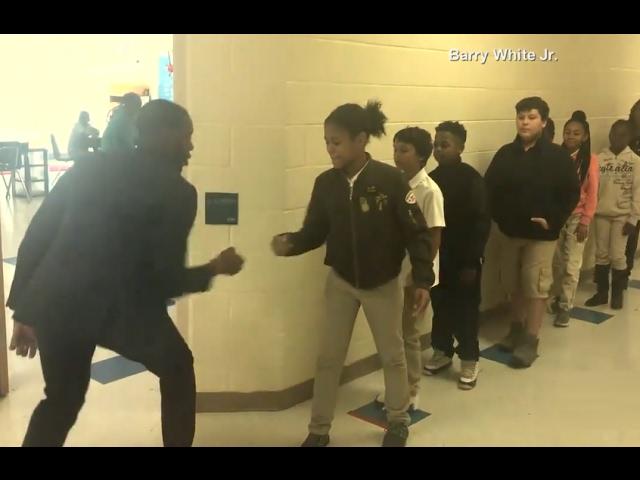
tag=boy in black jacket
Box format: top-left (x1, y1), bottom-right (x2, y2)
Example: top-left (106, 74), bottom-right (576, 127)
top-left (485, 97), bottom-right (580, 368)
top-left (425, 121), bottom-right (491, 390)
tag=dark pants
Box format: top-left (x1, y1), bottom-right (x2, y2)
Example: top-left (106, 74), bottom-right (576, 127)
top-left (431, 264), bottom-right (482, 362)
top-left (625, 221), bottom-right (640, 274)
top-left (23, 313), bottom-right (195, 447)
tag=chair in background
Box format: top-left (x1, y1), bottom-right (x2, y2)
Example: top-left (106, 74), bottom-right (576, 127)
top-left (0, 143), bottom-right (31, 201)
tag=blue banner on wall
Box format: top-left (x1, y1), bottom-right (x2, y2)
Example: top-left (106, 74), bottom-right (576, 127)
top-left (158, 54), bottom-right (173, 101)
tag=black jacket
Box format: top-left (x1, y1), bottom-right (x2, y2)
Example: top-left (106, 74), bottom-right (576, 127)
top-left (7, 151), bottom-right (213, 335)
top-left (283, 157), bottom-right (435, 290)
top-left (429, 161), bottom-right (491, 275)
top-left (484, 137), bottom-right (580, 241)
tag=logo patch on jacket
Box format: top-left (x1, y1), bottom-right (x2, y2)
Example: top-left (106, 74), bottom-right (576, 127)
top-left (405, 191), bottom-right (417, 205)
top-left (375, 193), bottom-right (388, 211)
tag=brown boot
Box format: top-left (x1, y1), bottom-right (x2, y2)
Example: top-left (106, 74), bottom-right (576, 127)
top-left (498, 322), bottom-right (525, 352)
top-left (511, 333), bottom-right (539, 368)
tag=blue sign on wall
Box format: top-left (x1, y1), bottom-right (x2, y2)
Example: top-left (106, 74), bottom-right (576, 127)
top-left (158, 54), bottom-right (174, 101)
top-left (205, 193), bottom-right (239, 225)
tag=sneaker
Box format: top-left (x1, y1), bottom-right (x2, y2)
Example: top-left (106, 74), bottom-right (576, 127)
top-left (547, 297), bottom-right (560, 314)
top-left (553, 310), bottom-right (570, 328)
top-left (458, 361), bottom-right (479, 390)
top-left (511, 334), bottom-right (539, 368)
top-left (300, 433), bottom-right (330, 447)
top-left (423, 349), bottom-right (453, 375)
top-left (497, 322), bottom-right (525, 352)
top-left (382, 422), bottom-right (409, 447)
top-left (374, 392), bottom-right (419, 411)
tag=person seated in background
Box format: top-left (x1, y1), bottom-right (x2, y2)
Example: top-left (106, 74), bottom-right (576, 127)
top-left (68, 111), bottom-right (100, 158)
top-left (101, 92), bottom-right (142, 156)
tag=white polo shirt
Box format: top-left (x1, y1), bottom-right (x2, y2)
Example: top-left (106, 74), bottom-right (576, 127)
top-left (401, 168), bottom-right (446, 288)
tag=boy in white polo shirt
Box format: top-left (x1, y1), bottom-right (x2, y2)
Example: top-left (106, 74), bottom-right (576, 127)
top-left (375, 126), bottom-right (445, 410)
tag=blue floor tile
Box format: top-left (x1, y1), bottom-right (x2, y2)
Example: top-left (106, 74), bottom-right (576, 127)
top-left (480, 344), bottom-right (513, 366)
top-left (628, 279), bottom-right (640, 289)
top-left (348, 401), bottom-right (430, 429)
top-left (569, 306), bottom-right (613, 324)
top-left (91, 355), bottom-right (147, 385)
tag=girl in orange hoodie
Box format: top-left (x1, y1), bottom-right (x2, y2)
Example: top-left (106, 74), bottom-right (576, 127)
top-left (549, 111), bottom-right (599, 327)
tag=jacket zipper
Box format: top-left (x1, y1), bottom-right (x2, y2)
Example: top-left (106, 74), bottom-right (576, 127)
top-left (349, 183), bottom-right (361, 289)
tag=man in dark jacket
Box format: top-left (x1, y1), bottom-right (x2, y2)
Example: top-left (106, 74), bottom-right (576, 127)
top-left (8, 99), bottom-right (245, 447)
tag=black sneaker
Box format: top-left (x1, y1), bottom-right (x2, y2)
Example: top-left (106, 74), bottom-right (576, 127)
top-left (300, 433), bottom-right (330, 447)
top-left (382, 423), bottom-right (409, 447)
top-left (553, 310), bottom-right (570, 328)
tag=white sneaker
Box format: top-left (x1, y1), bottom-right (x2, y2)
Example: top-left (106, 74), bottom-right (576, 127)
top-left (374, 391), bottom-right (419, 411)
top-left (423, 349), bottom-right (453, 375)
top-left (458, 360), bottom-right (479, 390)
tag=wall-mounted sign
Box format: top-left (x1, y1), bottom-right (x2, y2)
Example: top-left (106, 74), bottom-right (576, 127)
top-left (205, 193), bottom-right (239, 225)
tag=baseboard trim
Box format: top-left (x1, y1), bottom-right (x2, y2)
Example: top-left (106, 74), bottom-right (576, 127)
top-left (196, 303), bottom-right (509, 413)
